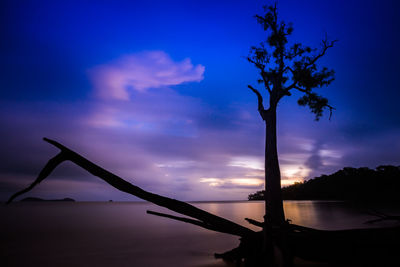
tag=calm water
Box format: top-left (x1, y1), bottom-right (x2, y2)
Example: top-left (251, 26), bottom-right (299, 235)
top-left (1, 201), bottom-right (399, 267)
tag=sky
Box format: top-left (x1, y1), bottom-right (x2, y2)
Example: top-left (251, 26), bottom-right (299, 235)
top-left (1, 0), bottom-right (400, 201)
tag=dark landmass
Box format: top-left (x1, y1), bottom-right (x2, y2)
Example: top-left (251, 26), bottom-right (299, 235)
top-left (20, 197), bottom-right (75, 202)
top-left (249, 165), bottom-right (400, 202)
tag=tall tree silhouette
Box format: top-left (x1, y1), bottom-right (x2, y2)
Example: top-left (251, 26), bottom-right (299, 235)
top-left (247, 3), bottom-right (336, 227)
top-left (6, 4), bottom-right (400, 266)
top-left (15, 4), bottom-right (400, 267)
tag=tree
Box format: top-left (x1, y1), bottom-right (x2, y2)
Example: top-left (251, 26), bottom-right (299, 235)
top-left (10, 4), bottom-right (400, 267)
top-left (247, 3), bottom-right (336, 228)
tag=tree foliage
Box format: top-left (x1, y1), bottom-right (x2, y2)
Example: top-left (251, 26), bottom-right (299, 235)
top-left (248, 4), bottom-right (337, 120)
top-left (249, 165), bottom-right (400, 202)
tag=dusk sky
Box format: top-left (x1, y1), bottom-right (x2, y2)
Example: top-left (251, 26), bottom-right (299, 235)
top-left (1, 0), bottom-right (399, 201)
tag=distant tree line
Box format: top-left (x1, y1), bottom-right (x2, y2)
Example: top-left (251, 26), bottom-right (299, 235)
top-left (248, 165), bottom-right (400, 202)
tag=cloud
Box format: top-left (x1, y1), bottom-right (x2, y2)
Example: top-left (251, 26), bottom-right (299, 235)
top-left (304, 142), bottom-right (324, 171)
top-left (2, 96), bottom-right (400, 201)
top-left (199, 177), bottom-right (264, 189)
top-left (88, 51), bottom-right (205, 100)
top-left (86, 87), bottom-right (203, 138)
top-left (3, 49), bottom-right (400, 201)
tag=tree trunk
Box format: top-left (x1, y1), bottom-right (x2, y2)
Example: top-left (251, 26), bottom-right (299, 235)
top-left (262, 107), bottom-right (288, 266)
top-left (264, 107), bottom-right (285, 226)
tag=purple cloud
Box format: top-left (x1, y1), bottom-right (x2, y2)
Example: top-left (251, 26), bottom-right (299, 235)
top-left (2, 46), bottom-right (399, 201)
top-left (88, 51), bottom-right (205, 100)
top-left (2, 96), bottom-right (399, 201)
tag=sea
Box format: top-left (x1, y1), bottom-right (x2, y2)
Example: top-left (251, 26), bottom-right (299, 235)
top-left (1, 200), bottom-right (399, 267)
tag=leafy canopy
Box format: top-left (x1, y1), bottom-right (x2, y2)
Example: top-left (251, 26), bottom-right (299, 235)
top-left (248, 4), bottom-right (336, 120)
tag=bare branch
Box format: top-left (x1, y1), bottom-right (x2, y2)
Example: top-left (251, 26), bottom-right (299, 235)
top-left (305, 38), bottom-right (337, 68)
top-left (245, 218), bottom-right (264, 228)
top-left (364, 210), bottom-right (400, 224)
top-left (248, 85), bottom-right (265, 111)
top-left (6, 152), bottom-right (67, 204)
top-left (288, 223), bottom-right (318, 233)
top-left (7, 138), bottom-right (254, 237)
top-left (147, 210), bottom-right (234, 234)
top-left (248, 85), bottom-right (268, 120)
top-left (327, 104), bottom-right (335, 120)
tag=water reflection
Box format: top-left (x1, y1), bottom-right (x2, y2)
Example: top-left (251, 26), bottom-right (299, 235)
top-left (1, 201), bottom-right (399, 267)
top-left (194, 201), bottom-right (264, 231)
top-left (284, 200), bottom-right (319, 227)
top-left (195, 200), bottom-right (400, 230)
top-left (283, 201), bottom-right (399, 230)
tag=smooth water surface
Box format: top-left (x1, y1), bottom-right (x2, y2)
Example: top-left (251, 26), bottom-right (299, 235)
top-left (1, 201), bottom-right (399, 266)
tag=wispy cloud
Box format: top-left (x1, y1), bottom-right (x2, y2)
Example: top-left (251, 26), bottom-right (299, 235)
top-left (199, 177), bottom-right (264, 189)
top-left (2, 98), bottom-right (399, 201)
top-left (86, 87), bottom-right (203, 138)
top-left (3, 48), bottom-right (399, 201)
top-left (88, 51), bottom-right (205, 100)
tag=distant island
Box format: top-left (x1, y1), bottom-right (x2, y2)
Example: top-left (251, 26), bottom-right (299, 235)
top-left (249, 165), bottom-right (400, 202)
top-left (20, 197), bottom-right (75, 202)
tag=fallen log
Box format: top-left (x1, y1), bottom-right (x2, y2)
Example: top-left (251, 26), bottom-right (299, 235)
top-left (146, 210), bottom-right (236, 235)
top-left (7, 138), bottom-right (253, 238)
top-left (6, 138), bottom-right (400, 266)
top-left (288, 225), bottom-right (400, 265)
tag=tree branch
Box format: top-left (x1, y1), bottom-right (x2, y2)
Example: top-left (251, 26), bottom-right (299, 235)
top-left (293, 86), bottom-right (307, 93)
top-left (295, 88), bottom-right (335, 120)
top-left (283, 66), bottom-right (294, 74)
top-left (247, 56), bottom-right (265, 70)
top-left (245, 218), bottom-right (264, 228)
top-left (364, 210), bottom-right (400, 224)
top-left (7, 138), bottom-right (254, 237)
top-left (281, 81), bottom-right (297, 96)
top-left (248, 85), bottom-right (267, 120)
top-left (304, 38), bottom-right (337, 68)
top-left (247, 56), bottom-right (272, 93)
top-left (261, 71), bottom-right (272, 93)
top-left (147, 210), bottom-right (233, 234)
top-left (248, 85), bottom-right (265, 111)
top-left (6, 152), bottom-right (67, 204)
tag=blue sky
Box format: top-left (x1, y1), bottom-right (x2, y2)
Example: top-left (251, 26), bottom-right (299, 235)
top-left (1, 0), bottom-right (400, 201)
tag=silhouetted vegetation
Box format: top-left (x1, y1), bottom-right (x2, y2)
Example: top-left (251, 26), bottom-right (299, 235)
top-left (7, 3), bottom-right (400, 267)
top-left (247, 2), bottom-right (336, 230)
top-left (249, 165), bottom-right (400, 203)
top-left (246, 3), bottom-right (336, 264)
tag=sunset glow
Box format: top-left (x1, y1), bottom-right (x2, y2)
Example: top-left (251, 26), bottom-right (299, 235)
top-left (1, 0), bottom-right (399, 201)
top-left (200, 177), bottom-right (263, 188)
top-left (228, 156), bottom-right (263, 170)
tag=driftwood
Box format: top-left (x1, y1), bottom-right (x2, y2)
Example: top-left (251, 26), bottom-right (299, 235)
top-left (288, 225), bottom-right (400, 265)
top-left (7, 138), bottom-right (252, 237)
top-left (365, 210), bottom-right (400, 224)
top-left (6, 138), bottom-right (400, 266)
